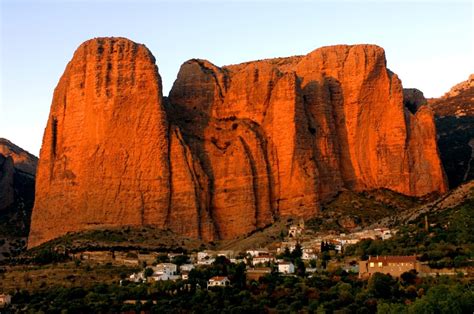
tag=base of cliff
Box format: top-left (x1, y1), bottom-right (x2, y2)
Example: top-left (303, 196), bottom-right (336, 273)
top-left (4, 186), bottom-right (452, 265)
top-left (18, 226), bottom-right (210, 262)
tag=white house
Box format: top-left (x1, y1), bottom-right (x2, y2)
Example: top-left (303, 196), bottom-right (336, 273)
top-left (197, 251), bottom-right (216, 265)
top-left (376, 228), bottom-right (393, 240)
top-left (278, 261), bottom-right (295, 274)
top-left (0, 294), bottom-right (11, 308)
top-left (198, 250), bottom-right (214, 261)
top-left (180, 264), bottom-right (195, 272)
top-left (276, 241), bottom-right (297, 254)
top-left (246, 249), bottom-right (269, 257)
top-left (302, 248), bottom-right (317, 260)
top-left (153, 263), bottom-right (177, 275)
top-left (197, 257), bottom-right (215, 265)
top-left (207, 276), bottom-right (231, 288)
top-left (148, 263), bottom-right (180, 281)
top-left (129, 272), bottom-right (145, 283)
top-left (252, 254), bottom-right (275, 266)
top-left (150, 273), bottom-right (171, 281)
top-left (217, 250), bottom-right (235, 259)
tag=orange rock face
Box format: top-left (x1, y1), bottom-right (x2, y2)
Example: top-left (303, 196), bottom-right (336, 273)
top-left (28, 38), bottom-right (447, 247)
top-left (29, 38), bottom-right (171, 247)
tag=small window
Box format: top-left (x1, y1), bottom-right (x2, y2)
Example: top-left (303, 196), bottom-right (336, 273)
top-left (378, 262), bottom-right (383, 267)
top-left (369, 262), bottom-right (374, 267)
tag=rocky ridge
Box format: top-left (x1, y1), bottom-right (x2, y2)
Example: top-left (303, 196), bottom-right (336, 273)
top-left (28, 37), bottom-right (447, 248)
top-left (0, 139), bottom-right (37, 213)
top-left (0, 139), bottom-right (37, 260)
top-left (0, 138), bottom-right (38, 176)
top-left (441, 74), bottom-right (474, 100)
top-left (429, 74), bottom-right (474, 188)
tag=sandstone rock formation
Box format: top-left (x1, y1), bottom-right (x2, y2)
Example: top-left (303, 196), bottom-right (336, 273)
top-left (29, 38), bottom-right (172, 247)
top-left (28, 38), bottom-right (448, 247)
top-left (429, 74), bottom-right (474, 188)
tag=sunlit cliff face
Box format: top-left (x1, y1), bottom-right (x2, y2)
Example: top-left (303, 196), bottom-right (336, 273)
top-left (28, 37), bottom-right (447, 248)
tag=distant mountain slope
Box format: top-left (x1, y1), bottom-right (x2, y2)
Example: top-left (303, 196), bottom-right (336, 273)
top-left (370, 180), bottom-right (474, 229)
top-left (429, 75), bottom-right (474, 188)
top-left (0, 138), bottom-right (38, 176)
top-left (0, 139), bottom-right (38, 260)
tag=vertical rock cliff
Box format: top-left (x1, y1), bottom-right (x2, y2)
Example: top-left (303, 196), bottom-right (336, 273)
top-left (29, 38), bottom-right (171, 247)
top-left (28, 38), bottom-right (447, 247)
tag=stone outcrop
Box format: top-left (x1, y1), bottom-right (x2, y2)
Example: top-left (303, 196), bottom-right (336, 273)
top-left (28, 38), bottom-right (448, 247)
top-left (0, 139), bottom-right (38, 212)
top-left (429, 74), bottom-right (474, 188)
top-left (441, 74), bottom-right (474, 99)
top-left (0, 139), bottom-right (38, 176)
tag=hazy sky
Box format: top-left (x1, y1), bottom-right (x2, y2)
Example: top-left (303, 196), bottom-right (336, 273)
top-left (1, 0), bottom-right (473, 156)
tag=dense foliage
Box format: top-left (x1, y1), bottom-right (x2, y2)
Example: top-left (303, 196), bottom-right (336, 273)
top-left (7, 268), bottom-right (472, 313)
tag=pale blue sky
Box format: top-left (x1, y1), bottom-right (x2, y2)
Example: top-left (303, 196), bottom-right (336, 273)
top-left (1, 0), bottom-right (473, 156)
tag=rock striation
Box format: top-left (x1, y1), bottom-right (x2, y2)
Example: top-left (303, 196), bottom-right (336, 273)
top-left (28, 38), bottom-right (448, 247)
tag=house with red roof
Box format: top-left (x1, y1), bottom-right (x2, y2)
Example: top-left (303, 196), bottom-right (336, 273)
top-left (208, 276), bottom-right (231, 288)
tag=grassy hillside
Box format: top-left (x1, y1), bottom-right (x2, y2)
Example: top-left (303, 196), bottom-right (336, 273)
top-left (306, 189), bottom-right (422, 234)
top-left (25, 226), bottom-right (209, 257)
top-left (0, 262), bottom-right (139, 293)
top-left (344, 184), bottom-right (474, 268)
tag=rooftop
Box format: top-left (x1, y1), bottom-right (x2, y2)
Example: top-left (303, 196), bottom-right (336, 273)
top-left (209, 276), bottom-right (229, 281)
top-left (367, 256), bottom-right (417, 263)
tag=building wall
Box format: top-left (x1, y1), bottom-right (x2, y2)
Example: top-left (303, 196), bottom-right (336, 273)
top-left (359, 261), bottom-right (417, 278)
